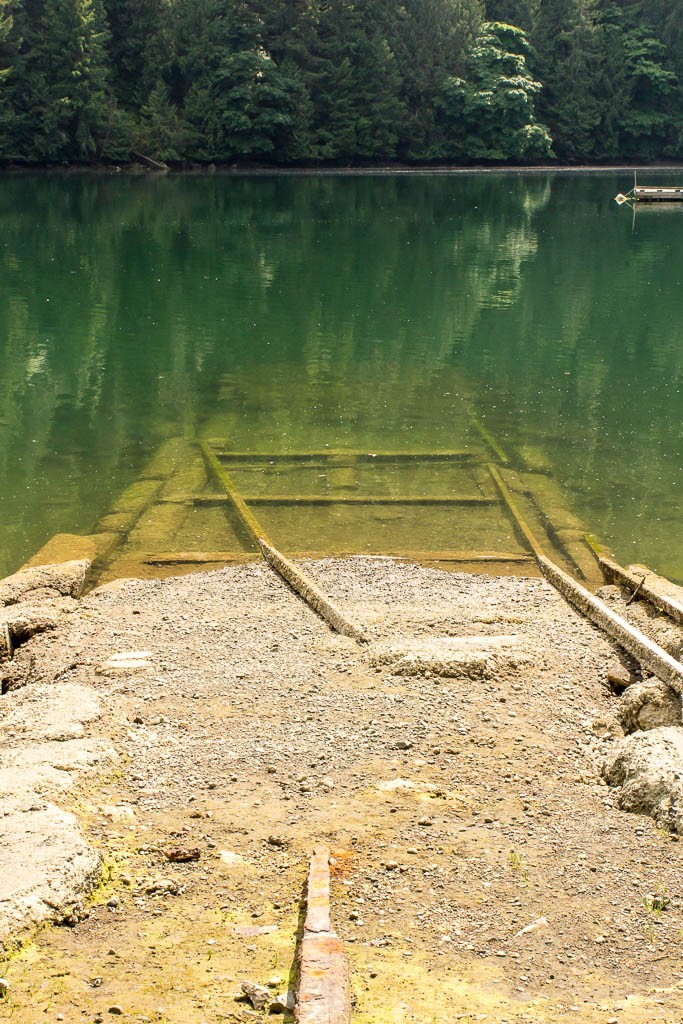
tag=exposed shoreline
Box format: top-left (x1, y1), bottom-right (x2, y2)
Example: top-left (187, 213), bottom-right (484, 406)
top-left (2, 555), bottom-right (683, 1021)
top-left (3, 161), bottom-right (683, 177)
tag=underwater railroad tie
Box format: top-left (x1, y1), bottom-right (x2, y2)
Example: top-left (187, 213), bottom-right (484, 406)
top-left (296, 845), bottom-right (352, 1024)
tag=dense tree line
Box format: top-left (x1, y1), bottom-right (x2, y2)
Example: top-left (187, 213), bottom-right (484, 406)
top-left (0, 0), bottom-right (680, 165)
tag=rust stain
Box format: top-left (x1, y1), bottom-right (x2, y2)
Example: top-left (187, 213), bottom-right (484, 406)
top-left (329, 848), bottom-right (355, 879)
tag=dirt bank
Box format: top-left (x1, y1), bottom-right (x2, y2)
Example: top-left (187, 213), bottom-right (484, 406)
top-left (2, 558), bottom-right (683, 1023)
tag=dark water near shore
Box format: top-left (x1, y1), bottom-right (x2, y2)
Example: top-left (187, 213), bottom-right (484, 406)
top-left (0, 172), bottom-right (681, 580)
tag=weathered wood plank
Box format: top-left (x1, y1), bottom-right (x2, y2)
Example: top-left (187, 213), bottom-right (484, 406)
top-left (296, 845), bottom-right (351, 1024)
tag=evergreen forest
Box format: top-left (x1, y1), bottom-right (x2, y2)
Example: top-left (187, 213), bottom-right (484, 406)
top-left (0, 0), bottom-right (681, 166)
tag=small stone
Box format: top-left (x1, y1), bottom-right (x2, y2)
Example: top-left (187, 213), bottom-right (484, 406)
top-left (385, 860), bottom-right (400, 871)
top-left (267, 835), bottom-right (288, 848)
top-left (607, 662), bottom-right (637, 693)
top-left (395, 740), bottom-right (413, 750)
top-left (417, 818), bottom-right (433, 827)
top-left (164, 846), bottom-right (200, 862)
top-left (239, 981), bottom-right (270, 1011)
top-left (108, 1007), bottom-right (124, 1016)
top-left (0, 979), bottom-right (8, 998)
top-left (106, 897), bottom-right (119, 909)
top-left (270, 990), bottom-right (295, 1013)
top-left (146, 878), bottom-right (179, 896)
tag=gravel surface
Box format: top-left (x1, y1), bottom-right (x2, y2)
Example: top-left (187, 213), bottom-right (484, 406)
top-left (2, 558), bottom-right (683, 1023)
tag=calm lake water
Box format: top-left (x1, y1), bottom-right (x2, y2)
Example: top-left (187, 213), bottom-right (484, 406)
top-left (0, 171), bottom-right (681, 581)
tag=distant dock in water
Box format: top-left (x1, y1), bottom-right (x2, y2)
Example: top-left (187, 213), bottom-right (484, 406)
top-left (615, 173), bottom-right (683, 204)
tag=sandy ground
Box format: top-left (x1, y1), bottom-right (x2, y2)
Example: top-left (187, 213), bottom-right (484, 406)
top-left (2, 558), bottom-right (683, 1024)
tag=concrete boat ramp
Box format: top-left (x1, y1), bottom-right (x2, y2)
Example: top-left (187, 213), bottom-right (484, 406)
top-left (2, 441), bottom-right (683, 1022)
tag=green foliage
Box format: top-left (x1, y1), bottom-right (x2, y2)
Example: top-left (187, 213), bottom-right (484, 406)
top-left (177, 0), bottom-right (305, 162)
top-left (439, 21), bottom-right (552, 160)
top-left (1, 0), bottom-right (111, 161)
top-left (0, 0), bottom-right (12, 81)
top-left (484, 0), bottom-right (537, 31)
top-left (135, 81), bottom-right (183, 161)
top-left (103, 0), bottom-right (171, 112)
top-left (386, 0), bottom-right (485, 159)
top-left (532, 0), bottom-right (604, 160)
top-left (1, 0), bottom-right (683, 164)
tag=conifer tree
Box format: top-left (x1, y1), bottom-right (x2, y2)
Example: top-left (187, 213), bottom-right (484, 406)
top-left (0, 0), bottom-right (11, 81)
top-left (532, 0), bottom-right (603, 160)
top-left (103, 0), bottom-right (169, 112)
top-left (177, 0), bottom-right (304, 162)
top-left (3, 0), bottom-right (111, 160)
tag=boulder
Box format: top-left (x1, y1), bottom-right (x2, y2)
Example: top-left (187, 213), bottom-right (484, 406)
top-left (603, 727), bottom-right (683, 833)
top-left (0, 560), bottom-right (89, 607)
top-left (618, 681), bottom-right (681, 733)
top-left (0, 596), bottom-right (78, 647)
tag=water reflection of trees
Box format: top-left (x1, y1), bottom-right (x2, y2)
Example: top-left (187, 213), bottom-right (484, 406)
top-left (456, 175), bottom-right (683, 578)
top-left (0, 173), bottom-right (680, 578)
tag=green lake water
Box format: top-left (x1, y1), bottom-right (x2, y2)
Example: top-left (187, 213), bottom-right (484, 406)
top-left (0, 171), bottom-right (681, 581)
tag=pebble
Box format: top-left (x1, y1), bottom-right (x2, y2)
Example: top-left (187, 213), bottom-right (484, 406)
top-left (267, 834), bottom-right (288, 848)
top-left (0, 978), bottom-right (8, 997)
top-left (239, 980), bottom-right (270, 1011)
top-left (270, 990), bottom-right (295, 1012)
top-left (108, 1008), bottom-right (124, 1016)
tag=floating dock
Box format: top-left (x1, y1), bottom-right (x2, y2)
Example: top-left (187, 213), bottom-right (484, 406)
top-left (615, 178), bottom-right (683, 205)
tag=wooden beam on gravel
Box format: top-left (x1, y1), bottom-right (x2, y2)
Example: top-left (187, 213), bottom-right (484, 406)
top-left (260, 541), bottom-right (368, 645)
top-left (538, 556), bottom-right (683, 693)
top-left (599, 556), bottom-right (683, 625)
top-left (296, 845), bottom-right (352, 1024)
top-left (486, 462), bottom-right (683, 690)
top-left (199, 442), bottom-right (368, 644)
